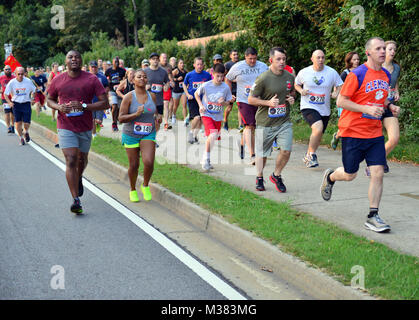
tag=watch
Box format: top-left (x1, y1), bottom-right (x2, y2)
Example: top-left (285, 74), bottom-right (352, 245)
top-left (82, 103), bottom-right (87, 110)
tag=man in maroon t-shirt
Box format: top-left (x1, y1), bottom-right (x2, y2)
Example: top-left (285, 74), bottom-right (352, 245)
top-left (0, 65), bottom-right (16, 133)
top-left (47, 50), bottom-right (108, 214)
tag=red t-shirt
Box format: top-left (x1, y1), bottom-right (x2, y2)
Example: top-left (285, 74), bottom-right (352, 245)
top-left (338, 64), bottom-right (391, 139)
top-left (47, 71), bottom-right (106, 132)
top-left (0, 74), bottom-right (15, 100)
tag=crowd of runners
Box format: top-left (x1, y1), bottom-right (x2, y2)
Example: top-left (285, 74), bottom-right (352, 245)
top-left (0, 36), bottom-right (402, 233)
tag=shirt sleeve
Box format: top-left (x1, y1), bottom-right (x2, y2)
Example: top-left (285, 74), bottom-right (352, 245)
top-left (249, 75), bottom-right (264, 98)
top-left (47, 78), bottom-right (58, 99)
top-left (334, 70), bottom-right (344, 87)
top-left (339, 72), bottom-right (359, 99)
top-left (295, 69), bottom-right (304, 86)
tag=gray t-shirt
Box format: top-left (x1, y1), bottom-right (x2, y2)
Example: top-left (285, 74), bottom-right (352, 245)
top-left (122, 91), bottom-right (156, 138)
top-left (144, 67), bottom-right (169, 106)
top-left (225, 60), bottom-right (268, 104)
top-left (196, 80), bottom-right (232, 122)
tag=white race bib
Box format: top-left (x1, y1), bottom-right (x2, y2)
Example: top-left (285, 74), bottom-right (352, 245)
top-left (151, 84), bottom-right (163, 93)
top-left (308, 92), bottom-right (325, 105)
top-left (134, 122), bottom-right (153, 135)
top-left (268, 104), bottom-right (287, 118)
top-left (206, 102), bottom-right (223, 114)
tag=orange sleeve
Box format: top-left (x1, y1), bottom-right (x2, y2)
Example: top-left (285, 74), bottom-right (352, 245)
top-left (340, 72), bottom-right (359, 99)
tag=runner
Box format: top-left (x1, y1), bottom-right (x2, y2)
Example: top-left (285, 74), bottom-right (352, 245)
top-left (224, 49), bottom-right (240, 132)
top-left (248, 47), bottom-right (295, 192)
top-left (159, 53), bottom-right (174, 130)
top-left (141, 59), bottom-right (150, 69)
top-left (89, 60), bottom-right (109, 138)
top-left (144, 52), bottom-right (167, 132)
top-left (47, 62), bottom-right (60, 121)
top-left (47, 50), bottom-right (108, 214)
top-left (207, 54), bottom-right (223, 78)
top-left (172, 59), bottom-right (187, 125)
top-left (225, 47), bottom-right (268, 165)
top-left (195, 63), bottom-right (233, 171)
top-left (295, 49), bottom-right (343, 168)
top-left (116, 68), bottom-right (135, 100)
top-left (0, 65), bottom-right (15, 133)
top-left (183, 57), bottom-right (212, 144)
top-left (105, 56), bottom-right (126, 131)
top-left (4, 67), bottom-right (36, 145)
top-left (381, 40), bottom-right (401, 173)
top-left (330, 51), bottom-right (360, 150)
top-left (119, 69), bottom-right (158, 202)
top-left (31, 68), bottom-right (48, 117)
top-left (320, 37), bottom-right (400, 233)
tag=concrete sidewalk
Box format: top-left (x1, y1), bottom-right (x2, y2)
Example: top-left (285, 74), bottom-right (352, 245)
top-left (42, 107), bottom-right (419, 258)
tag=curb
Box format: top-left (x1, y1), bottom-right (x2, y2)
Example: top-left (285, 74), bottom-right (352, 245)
top-left (29, 120), bottom-right (373, 300)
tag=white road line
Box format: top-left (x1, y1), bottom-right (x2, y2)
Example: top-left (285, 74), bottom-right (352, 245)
top-left (0, 120), bottom-right (246, 300)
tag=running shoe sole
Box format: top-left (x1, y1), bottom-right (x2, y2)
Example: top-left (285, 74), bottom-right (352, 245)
top-left (269, 175), bottom-right (286, 193)
top-left (364, 221), bottom-right (391, 233)
top-left (320, 168), bottom-right (334, 201)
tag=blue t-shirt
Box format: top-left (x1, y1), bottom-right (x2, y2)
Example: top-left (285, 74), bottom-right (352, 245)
top-left (31, 74), bottom-right (48, 92)
top-left (92, 72), bottom-right (108, 103)
top-left (183, 70), bottom-right (212, 96)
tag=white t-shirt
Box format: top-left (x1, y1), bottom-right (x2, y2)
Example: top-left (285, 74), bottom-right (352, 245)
top-left (5, 77), bottom-right (36, 103)
top-left (226, 60), bottom-right (268, 104)
top-left (295, 65), bottom-right (343, 116)
top-left (196, 80), bottom-right (232, 122)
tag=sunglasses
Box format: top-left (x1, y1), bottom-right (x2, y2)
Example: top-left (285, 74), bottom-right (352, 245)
top-left (17, 73), bottom-right (24, 75)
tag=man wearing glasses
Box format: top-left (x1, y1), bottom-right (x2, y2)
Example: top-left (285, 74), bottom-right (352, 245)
top-left (4, 67), bottom-right (36, 145)
top-left (0, 66), bottom-right (15, 133)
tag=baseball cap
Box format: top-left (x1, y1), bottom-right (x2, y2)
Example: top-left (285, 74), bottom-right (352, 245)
top-left (89, 60), bottom-right (98, 67)
top-left (142, 59), bottom-right (150, 65)
top-left (149, 52), bottom-right (159, 59)
top-left (213, 54), bottom-right (223, 61)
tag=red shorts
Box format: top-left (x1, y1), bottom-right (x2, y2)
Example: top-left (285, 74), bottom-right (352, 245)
top-left (163, 88), bottom-right (172, 101)
top-left (201, 116), bottom-right (221, 140)
top-left (237, 102), bottom-right (257, 126)
top-left (34, 92), bottom-right (45, 105)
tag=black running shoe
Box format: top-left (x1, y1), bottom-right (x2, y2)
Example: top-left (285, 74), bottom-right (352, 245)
top-left (7, 127), bottom-right (12, 134)
top-left (269, 173), bottom-right (286, 193)
top-left (256, 177), bottom-right (265, 191)
top-left (78, 177), bottom-right (84, 197)
top-left (25, 132), bottom-right (30, 143)
top-left (70, 198), bottom-right (83, 214)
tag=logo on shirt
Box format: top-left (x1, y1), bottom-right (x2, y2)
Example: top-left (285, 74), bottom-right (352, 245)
top-left (286, 81), bottom-right (292, 90)
top-left (365, 79), bottom-right (389, 93)
top-left (313, 76), bottom-right (325, 86)
top-left (375, 90), bottom-right (384, 100)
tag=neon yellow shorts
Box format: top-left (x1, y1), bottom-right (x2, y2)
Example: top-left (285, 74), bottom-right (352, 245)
top-left (121, 132), bottom-right (156, 148)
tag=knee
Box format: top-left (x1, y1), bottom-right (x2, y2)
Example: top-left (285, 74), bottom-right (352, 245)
top-left (344, 172), bottom-right (357, 181)
top-left (128, 159), bottom-right (139, 171)
top-left (65, 155), bottom-right (78, 169)
top-left (142, 158), bottom-right (154, 169)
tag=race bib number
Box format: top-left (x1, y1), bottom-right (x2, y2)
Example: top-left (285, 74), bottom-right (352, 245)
top-left (151, 84), bottom-right (163, 93)
top-left (192, 82), bottom-right (204, 90)
top-left (244, 85), bottom-right (252, 96)
top-left (66, 109), bottom-right (83, 117)
top-left (268, 104), bottom-right (287, 118)
top-left (206, 102), bottom-right (223, 114)
top-left (134, 122), bottom-right (153, 135)
top-left (362, 102), bottom-right (384, 120)
top-left (308, 93), bottom-right (325, 105)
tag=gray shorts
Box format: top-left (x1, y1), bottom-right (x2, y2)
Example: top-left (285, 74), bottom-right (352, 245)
top-left (58, 129), bottom-right (92, 153)
top-left (92, 110), bottom-right (105, 121)
top-left (255, 122), bottom-right (293, 158)
top-left (109, 91), bottom-right (122, 106)
top-left (172, 91), bottom-right (185, 99)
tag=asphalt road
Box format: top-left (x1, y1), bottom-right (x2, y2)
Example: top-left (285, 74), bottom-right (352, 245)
top-left (0, 123), bottom-right (241, 300)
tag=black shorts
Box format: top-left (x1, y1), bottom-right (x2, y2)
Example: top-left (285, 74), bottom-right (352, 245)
top-left (156, 105), bottom-right (164, 115)
top-left (301, 108), bottom-right (329, 133)
top-left (2, 99), bottom-right (13, 114)
top-left (381, 107), bottom-right (394, 119)
top-left (187, 98), bottom-right (200, 120)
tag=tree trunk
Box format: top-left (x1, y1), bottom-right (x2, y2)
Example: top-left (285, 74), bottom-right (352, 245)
top-left (131, 0), bottom-right (139, 47)
top-left (126, 19), bottom-right (130, 46)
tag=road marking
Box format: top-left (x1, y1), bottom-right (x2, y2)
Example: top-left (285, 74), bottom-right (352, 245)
top-left (4, 121), bottom-right (246, 300)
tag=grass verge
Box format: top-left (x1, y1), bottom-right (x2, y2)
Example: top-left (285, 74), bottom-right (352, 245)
top-left (32, 109), bottom-right (419, 300)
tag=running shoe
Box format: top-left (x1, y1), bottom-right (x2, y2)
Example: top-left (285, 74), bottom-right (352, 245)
top-left (194, 137), bottom-right (199, 144)
top-left (7, 126), bottom-right (12, 134)
top-left (140, 184), bottom-right (152, 201)
top-left (70, 198), bottom-right (83, 214)
top-left (320, 168), bottom-right (334, 201)
top-left (112, 123), bottom-right (118, 132)
top-left (11, 126), bottom-right (15, 134)
top-left (249, 155), bottom-right (256, 166)
top-left (78, 177), bottom-right (84, 197)
top-left (384, 164), bottom-right (389, 173)
top-left (364, 214), bottom-right (391, 233)
top-left (164, 123), bottom-right (169, 131)
top-left (330, 132), bottom-right (340, 150)
top-left (25, 132), bottom-right (30, 143)
top-left (171, 115), bottom-right (176, 125)
top-left (256, 177), bottom-right (265, 191)
top-left (202, 159), bottom-right (212, 172)
top-left (303, 153), bottom-right (319, 168)
top-left (269, 173), bottom-right (286, 193)
top-left (272, 139), bottom-right (280, 151)
top-left (223, 121), bottom-right (229, 131)
top-left (20, 137), bottom-right (25, 145)
top-left (129, 190), bottom-right (140, 202)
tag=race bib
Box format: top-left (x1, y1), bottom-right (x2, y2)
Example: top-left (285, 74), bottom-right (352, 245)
top-left (66, 108), bottom-right (83, 117)
top-left (362, 102), bottom-right (384, 120)
top-left (192, 82), bottom-right (204, 90)
top-left (3, 103), bottom-right (11, 110)
top-left (151, 84), bottom-right (163, 93)
top-left (244, 85), bottom-right (252, 97)
top-left (268, 104), bottom-right (287, 118)
top-left (134, 122), bottom-right (153, 135)
top-left (308, 92), bottom-right (325, 105)
top-left (206, 102), bottom-right (223, 114)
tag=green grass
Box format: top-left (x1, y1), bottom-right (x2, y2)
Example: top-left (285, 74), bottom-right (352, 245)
top-left (31, 108), bottom-right (419, 300)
